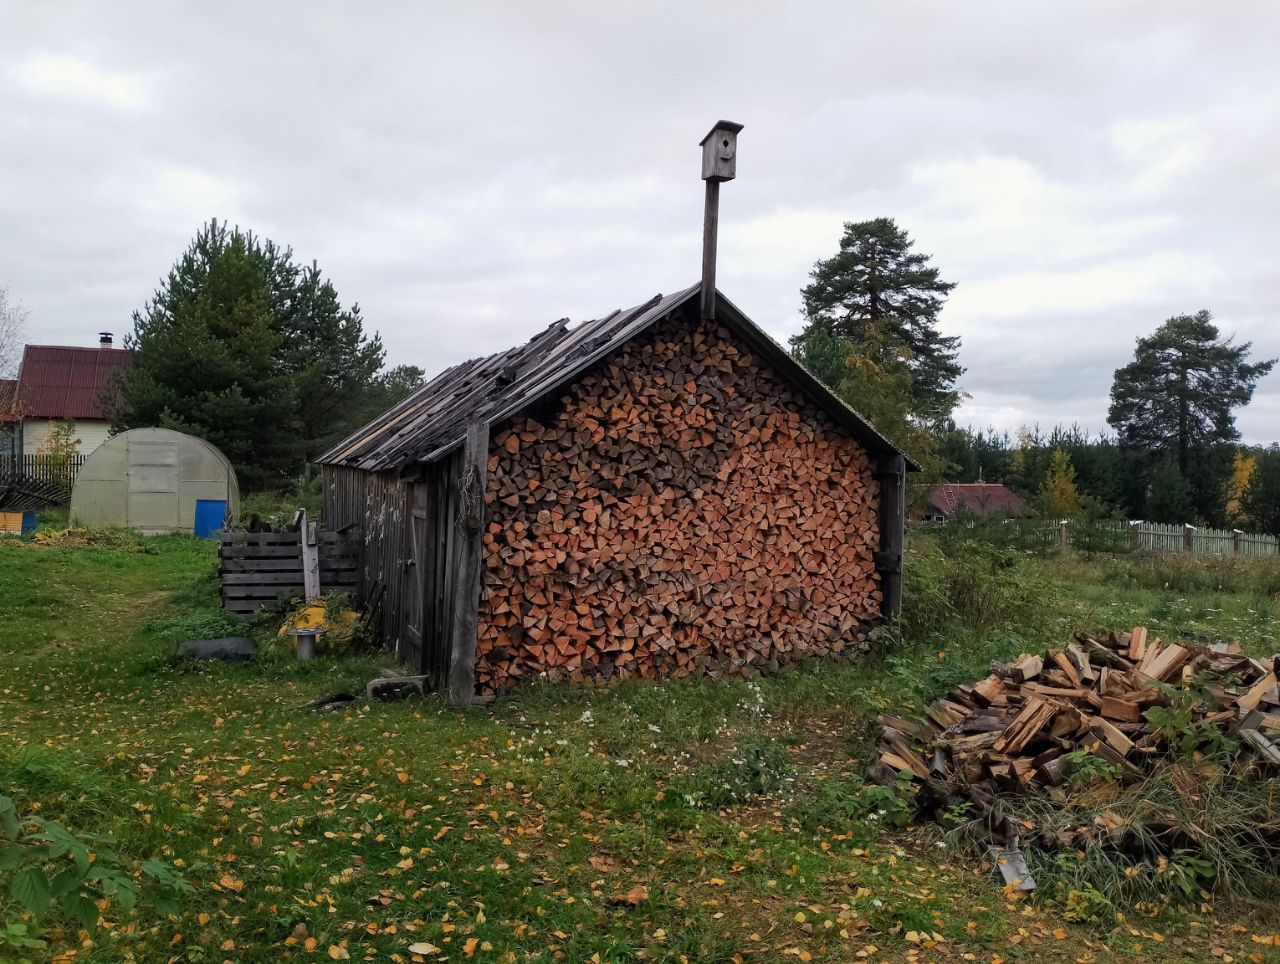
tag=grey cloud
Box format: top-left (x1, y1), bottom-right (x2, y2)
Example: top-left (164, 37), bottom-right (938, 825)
top-left (1, 0), bottom-right (1276, 441)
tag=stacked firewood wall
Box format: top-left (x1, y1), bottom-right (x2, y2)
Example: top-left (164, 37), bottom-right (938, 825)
top-left (475, 318), bottom-right (881, 695)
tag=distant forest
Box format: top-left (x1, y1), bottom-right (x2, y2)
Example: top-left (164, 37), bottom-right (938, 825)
top-left (937, 423), bottom-right (1279, 532)
top-left (789, 219), bottom-right (1278, 534)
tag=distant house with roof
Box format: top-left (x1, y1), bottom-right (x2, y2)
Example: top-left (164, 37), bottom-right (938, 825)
top-left (0, 333), bottom-right (132, 459)
top-left (919, 482), bottom-right (1030, 522)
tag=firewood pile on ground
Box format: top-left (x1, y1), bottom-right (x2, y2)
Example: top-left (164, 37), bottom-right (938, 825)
top-left (874, 628), bottom-right (1280, 890)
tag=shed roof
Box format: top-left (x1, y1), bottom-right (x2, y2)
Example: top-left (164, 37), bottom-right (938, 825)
top-left (319, 284), bottom-right (917, 473)
top-left (928, 483), bottom-right (1029, 517)
top-left (12, 345), bottom-right (132, 420)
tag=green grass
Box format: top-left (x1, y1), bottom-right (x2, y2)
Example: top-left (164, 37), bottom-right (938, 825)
top-left (2, 536), bottom-right (1280, 962)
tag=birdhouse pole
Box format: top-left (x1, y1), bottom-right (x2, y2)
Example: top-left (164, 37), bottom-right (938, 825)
top-left (699, 120), bottom-right (743, 321)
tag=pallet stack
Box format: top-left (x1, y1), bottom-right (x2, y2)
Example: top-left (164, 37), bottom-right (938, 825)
top-left (474, 318), bottom-right (882, 695)
top-left (876, 628), bottom-right (1280, 844)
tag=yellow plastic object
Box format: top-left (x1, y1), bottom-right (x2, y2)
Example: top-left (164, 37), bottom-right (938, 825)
top-left (279, 601), bottom-right (360, 652)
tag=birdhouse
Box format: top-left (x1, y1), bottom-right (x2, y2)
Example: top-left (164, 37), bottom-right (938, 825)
top-left (700, 120), bottom-right (744, 182)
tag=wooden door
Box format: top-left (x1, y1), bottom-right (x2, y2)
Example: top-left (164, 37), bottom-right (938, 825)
top-left (420, 457), bottom-right (458, 691)
top-left (400, 483), bottom-right (429, 673)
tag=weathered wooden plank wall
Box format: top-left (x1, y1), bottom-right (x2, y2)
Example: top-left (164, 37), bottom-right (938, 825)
top-left (219, 530), bottom-right (361, 614)
top-left (321, 466), bottom-right (406, 646)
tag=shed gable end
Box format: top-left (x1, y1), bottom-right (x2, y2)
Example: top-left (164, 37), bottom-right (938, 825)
top-left (475, 312), bottom-right (883, 694)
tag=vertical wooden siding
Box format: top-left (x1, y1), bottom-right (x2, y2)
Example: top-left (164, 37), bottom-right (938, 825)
top-left (322, 465), bottom-right (407, 652)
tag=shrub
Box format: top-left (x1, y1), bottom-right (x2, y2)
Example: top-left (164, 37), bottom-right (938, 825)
top-left (901, 540), bottom-right (1059, 638)
top-left (927, 509), bottom-right (1058, 557)
top-left (0, 793), bottom-right (191, 938)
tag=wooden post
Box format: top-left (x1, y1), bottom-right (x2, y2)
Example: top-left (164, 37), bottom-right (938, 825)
top-left (1184, 523), bottom-right (1195, 553)
top-left (447, 419), bottom-right (489, 705)
top-left (700, 179), bottom-right (720, 321)
top-left (698, 120), bottom-right (743, 321)
top-left (1233, 529), bottom-right (1243, 554)
top-left (875, 454), bottom-right (906, 619)
top-left (1058, 520), bottom-right (1069, 550)
top-left (297, 509), bottom-right (320, 602)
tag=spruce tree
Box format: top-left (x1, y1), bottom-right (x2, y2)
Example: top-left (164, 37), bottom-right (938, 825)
top-left (1145, 460), bottom-right (1195, 523)
top-left (795, 218), bottom-right (962, 421)
top-left (112, 221), bottom-right (385, 489)
top-left (277, 261), bottom-right (385, 461)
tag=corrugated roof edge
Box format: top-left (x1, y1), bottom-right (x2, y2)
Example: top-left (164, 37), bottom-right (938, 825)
top-left (318, 282), bottom-right (918, 472)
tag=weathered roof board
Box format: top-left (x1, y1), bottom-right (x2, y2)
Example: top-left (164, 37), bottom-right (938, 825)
top-left (319, 283), bottom-right (918, 473)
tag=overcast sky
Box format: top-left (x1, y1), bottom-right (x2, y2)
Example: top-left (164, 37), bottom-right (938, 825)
top-left (2, 1), bottom-right (1277, 442)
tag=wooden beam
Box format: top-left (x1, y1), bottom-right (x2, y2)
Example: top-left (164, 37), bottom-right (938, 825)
top-left (700, 179), bottom-right (720, 320)
top-left (446, 419), bottom-right (490, 704)
top-left (302, 518), bottom-right (320, 601)
top-left (876, 454), bottom-right (906, 619)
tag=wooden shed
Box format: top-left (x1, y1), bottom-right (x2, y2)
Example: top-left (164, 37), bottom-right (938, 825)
top-left (319, 282), bottom-right (917, 702)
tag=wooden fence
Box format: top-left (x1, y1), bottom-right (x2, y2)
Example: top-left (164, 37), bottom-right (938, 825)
top-left (1057, 520), bottom-right (1278, 556)
top-left (219, 529), bottom-right (362, 614)
top-left (919, 516), bottom-right (1279, 558)
top-left (0, 455), bottom-right (87, 496)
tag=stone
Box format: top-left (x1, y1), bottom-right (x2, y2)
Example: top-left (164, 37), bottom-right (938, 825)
top-left (175, 637), bottom-right (257, 662)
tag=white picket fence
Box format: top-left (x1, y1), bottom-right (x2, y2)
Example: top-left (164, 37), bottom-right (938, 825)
top-left (1055, 519), bottom-right (1279, 557)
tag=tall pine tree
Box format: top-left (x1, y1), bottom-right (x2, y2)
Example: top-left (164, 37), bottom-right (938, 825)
top-left (795, 218), bottom-right (963, 421)
top-left (1108, 311), bottom-right (1274, 478)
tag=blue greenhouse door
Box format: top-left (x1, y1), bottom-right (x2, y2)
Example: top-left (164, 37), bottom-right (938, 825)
top-left (193, 499), bottom-right (227, 538)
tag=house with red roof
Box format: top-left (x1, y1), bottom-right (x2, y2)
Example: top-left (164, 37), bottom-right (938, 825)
top-left (1, 333), bottom-right (132, 459)
top-left (918, 482), bottom-right (1031, 522)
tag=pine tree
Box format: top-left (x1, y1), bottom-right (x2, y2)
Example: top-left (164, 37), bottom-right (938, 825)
top-left (1040, 448), bottom-right (1081, 519)
top-left (796, 218), bottom-right (962, 421)
top-left (278, 261), bottom-right (385, 461)
top-left (1108, 311), bottom-right (1275, 479)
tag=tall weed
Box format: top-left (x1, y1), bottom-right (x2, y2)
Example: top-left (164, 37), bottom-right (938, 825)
top-left (901, 540), bottom-right (1059, 638)
top-left (1097, 552), bottom-right (1280, 597)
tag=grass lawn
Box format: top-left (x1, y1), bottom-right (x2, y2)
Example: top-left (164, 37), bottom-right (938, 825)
top-left (2, 533), bottom-right (1280, 962)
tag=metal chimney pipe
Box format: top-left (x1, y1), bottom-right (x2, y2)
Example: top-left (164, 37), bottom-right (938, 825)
top-left (699, 121), bottom-right (743, 321)
top-left (99, 332), bottom-right (113, 349)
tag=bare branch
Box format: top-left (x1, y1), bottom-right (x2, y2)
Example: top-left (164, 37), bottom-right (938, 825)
top-left (0, 283), bottom-right (29, 379)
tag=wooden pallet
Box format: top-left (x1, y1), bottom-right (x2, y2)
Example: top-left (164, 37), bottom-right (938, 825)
top-left (219, 529), bottom-right (361, 614)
